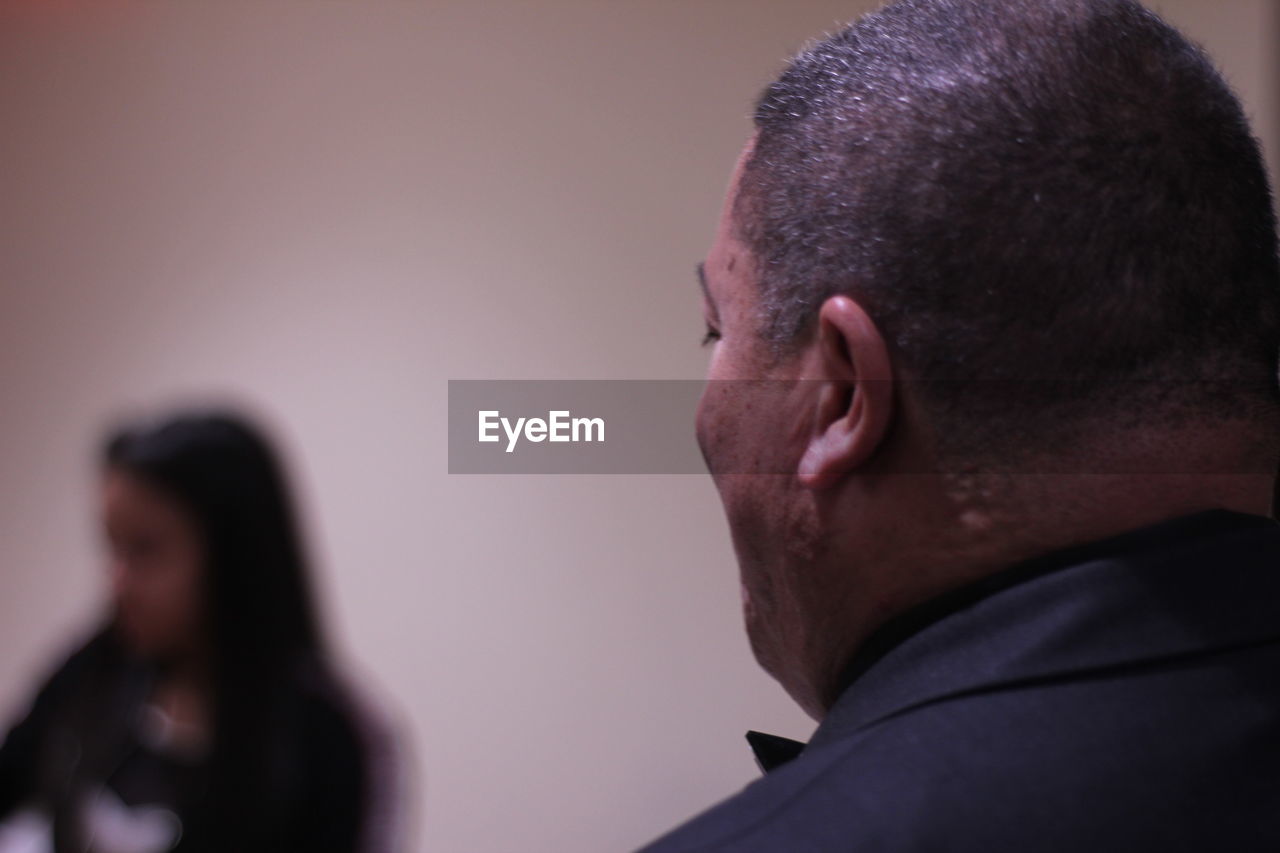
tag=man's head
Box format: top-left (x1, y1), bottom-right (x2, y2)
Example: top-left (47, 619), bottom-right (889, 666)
top-left (695, 0), bottom-right (1280, 718)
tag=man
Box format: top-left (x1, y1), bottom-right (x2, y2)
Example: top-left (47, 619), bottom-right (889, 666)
top-left (641, 0), bottom-right (1280, 850)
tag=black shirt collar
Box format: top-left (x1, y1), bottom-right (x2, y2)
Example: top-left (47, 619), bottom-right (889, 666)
top-left (748, 509), bottom-right (1280, 773)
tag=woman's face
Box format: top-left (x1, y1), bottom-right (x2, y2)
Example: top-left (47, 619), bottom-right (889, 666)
top-left (102, 468), bottom-right (207, 662)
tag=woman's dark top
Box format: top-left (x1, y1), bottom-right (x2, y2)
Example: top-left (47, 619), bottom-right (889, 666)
top-left (0, 628), bottom-right (371, 853)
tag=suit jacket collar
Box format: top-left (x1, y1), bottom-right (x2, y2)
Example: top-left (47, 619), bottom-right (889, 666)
top-left (779, 509), bottom-right (1280, 758)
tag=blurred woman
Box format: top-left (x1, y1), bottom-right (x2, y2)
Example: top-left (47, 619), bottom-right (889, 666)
top-left (0, 410), bottom-right (392, 853)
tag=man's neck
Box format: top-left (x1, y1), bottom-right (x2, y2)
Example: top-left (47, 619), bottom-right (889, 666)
top-left (807, 469), bottom-right (1274, 715)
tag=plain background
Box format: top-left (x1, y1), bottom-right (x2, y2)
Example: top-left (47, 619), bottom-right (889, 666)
top-left (1, 2), bottom-right (1276, 851)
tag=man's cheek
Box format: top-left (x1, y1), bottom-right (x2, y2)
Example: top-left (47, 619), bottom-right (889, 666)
top-left (695, 385), bottom-right (736, 476)
top-left (694, 395), bottom-right (714, 471)
top-left (721, 475), bottom-right (775, 568)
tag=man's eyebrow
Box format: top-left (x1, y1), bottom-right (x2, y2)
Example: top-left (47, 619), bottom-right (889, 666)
top-left (696, 262), bottom-right (711, 301)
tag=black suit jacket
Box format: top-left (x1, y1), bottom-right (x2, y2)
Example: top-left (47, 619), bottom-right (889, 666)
top-left (639, 509), bottom-right (1280, 852)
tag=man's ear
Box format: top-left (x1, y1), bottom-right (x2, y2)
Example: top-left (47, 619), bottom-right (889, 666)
top-left (797, 295), bottom-right (893, 489)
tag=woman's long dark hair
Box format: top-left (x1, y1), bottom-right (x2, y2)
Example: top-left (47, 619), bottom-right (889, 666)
top-left (103, 409), bottom-right (330, 848)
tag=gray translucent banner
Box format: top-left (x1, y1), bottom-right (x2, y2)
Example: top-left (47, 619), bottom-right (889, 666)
top-left (447, 379), bottom-right (1278, 475)
top-left (449, 380), bottom-right (707, 474)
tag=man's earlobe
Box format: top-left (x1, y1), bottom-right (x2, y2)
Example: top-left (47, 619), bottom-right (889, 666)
top-left (797, 296), bottom-right (893, 489)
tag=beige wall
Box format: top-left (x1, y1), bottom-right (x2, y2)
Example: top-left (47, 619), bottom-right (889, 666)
top-left (0, 3), bottom-right (1275, 852)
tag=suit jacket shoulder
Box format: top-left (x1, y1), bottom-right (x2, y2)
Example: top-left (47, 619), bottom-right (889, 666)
top-left (640, 510), bottom-right (1280, 852)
